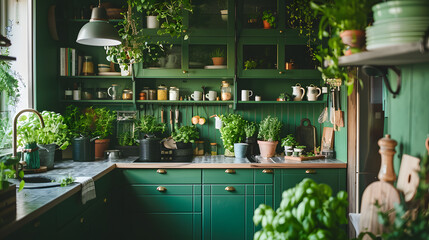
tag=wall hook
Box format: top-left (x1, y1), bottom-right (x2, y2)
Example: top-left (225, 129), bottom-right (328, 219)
top-left (362, 65), bottom-right (401, 98)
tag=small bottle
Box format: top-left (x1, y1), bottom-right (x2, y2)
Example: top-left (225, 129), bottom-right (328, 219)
top-left (65, 88), bottom-right (73, 100)
top-left (73, 83), bottom-right (81, 100)
top-left (210, 143), bottom-right (217, 155)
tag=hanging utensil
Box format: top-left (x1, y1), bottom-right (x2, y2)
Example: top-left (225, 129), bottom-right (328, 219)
top-left (337, 88), bottom-right (345, 127)
top-left (169, 108), bottom-right (173, 133)
top-left (330, 89), bottom-right (335, 124)
top-left (334, 88), bottom-right (341, 129)
top-left (160, 108), bottom-right (165, 123)
top-left (318, 92), bottom-right (328, 123)
top-left (175, 108), bottom-right (180, 124)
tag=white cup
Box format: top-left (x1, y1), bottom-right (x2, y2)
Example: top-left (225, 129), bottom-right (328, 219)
top-left (191, 91), bottom-right (202, 101)
top-left (73, 90), bottom-right (81, 100)
top-left (255, 95), bottom-right (261, 101)
top-left (205, 91), bottom-right (217, 101)
top-left (241, 90), bottom-right (253, 101)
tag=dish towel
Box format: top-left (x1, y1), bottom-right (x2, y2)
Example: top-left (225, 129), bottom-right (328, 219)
top-left (75, 177), bottom-right (96, 204)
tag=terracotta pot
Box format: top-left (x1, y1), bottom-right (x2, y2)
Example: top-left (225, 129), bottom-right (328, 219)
top-left (263, 20), bottom-right (271, 29)
top-left (95, 139), bottom-right (110, 160)
top-left (212, 57), bottom-right (225, 66)
top-left (340, 30), bottom-right (365, 48)
top-left (258, 140), bottom-right (278, 158)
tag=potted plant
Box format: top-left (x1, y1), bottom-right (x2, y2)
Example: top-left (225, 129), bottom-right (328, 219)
top-left (262, 10), bottom-right (276, 29)
top-left (116, 131), bottom-right (139, 157)
top-left (294, 145), bottom-right (306, 157)
top-left (0, 155), bottom-right (24, 228)
top-left (171, 125), bottom-right (199, 149)
top-left (257, 115), bottom-right (282, 158)
top-left (64, 105), bottom-right (97, 162)
top-left (22, 111), bottom-right (70, 169)
top-left (210, 48), bottom-right (225, 66)
top-left (219, 114), bottom-right (246, 157)
top-left (136, 115), bottom-right (165, 162)
top-left (244, 121), bottom-right (259, 157)
top-left (254, 178), bottom-right (348, 240)
top-left (17, 114), bottom-right (42, 169)
top-left (277, 93), bottom-right (286, 101)
top-left (244, 59), bottom-right (257, 70)
top-left (93, 107), bottom-right (116, 160)
top-left (281, 134), bottom-right (297, 156)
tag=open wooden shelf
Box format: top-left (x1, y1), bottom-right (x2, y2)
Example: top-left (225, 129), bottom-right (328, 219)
top-left (136, 100), bottom-right (234, 105)
top-left (58, 76), bottom-right (132, 79)
top-left (60, 100), bottom-right (134, 103)
top-left (238, 101), bottom-right (324, 104)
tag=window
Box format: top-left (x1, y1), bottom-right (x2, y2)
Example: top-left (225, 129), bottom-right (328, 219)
top-left (0, 0), bottom-right (32, 153)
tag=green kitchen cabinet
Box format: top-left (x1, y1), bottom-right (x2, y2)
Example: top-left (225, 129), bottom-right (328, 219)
top-left (274, 168), bottom-right (347, 208)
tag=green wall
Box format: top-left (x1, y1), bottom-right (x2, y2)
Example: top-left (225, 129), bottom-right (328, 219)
top-left (386, 63), bottom-right (429, 173)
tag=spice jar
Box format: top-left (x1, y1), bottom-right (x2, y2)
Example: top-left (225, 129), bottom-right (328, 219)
top-left (82, 56), bottom-right (94, 76)
top-left (169, 87), bottom-right (179, 101)
top-left (221, 81), bottom-right (232, 101)
top-left (285, 59), bottom-right (294, 70)
top-left (148, 89), bottom-right (157, 100)
top-left (210, 143), bottom-right (217, 155)
top-left (122, 88), bottom-right (133, 100)
top-left (139, 91), bottom-right (147, 100)
top-left (157, 85), bottom-right (168, 100)
top-left (194, 141), bottom-right (205, 156)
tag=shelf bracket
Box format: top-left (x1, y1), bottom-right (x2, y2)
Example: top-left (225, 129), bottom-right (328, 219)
top-left (362, 65), bottom-right (401, 98)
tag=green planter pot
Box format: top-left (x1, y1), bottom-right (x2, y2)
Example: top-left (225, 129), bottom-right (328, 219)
top-left (24, 142), bottom-right (40, 169)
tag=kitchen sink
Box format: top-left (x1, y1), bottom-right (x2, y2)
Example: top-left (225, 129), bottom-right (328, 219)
top-left (9, 175), bottom-right (62, 189)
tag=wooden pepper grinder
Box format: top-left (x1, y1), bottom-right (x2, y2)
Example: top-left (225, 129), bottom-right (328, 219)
top-left (378, 134), bottom-right (397, 183)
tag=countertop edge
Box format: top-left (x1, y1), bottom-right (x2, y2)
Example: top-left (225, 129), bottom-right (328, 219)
top-left (115, 162), bottom-right (347, 168)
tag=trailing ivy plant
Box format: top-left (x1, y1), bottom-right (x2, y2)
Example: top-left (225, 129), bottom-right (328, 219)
top-left (219, 114), bottom-right (246, 152)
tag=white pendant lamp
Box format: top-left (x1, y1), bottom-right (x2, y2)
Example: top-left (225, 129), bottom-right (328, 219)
top-left (76, 1), bottom-right (121, 46)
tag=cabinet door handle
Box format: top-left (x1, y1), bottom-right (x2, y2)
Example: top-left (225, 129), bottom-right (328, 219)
top-left (157, 169), bottom-right (167, 174)
top-left (157, 186), bottom-right (167, 192)
top-left (262, 169), bottom-right (273, 174)
top-left (279, 71), bottom-right (284, 74)
top-left (305, 169), bottom-right (316, 174)
top-left (225, 169), bottom-right (236, 174)
top-left (182, 70), bottom-right (188, 74)
top-left (80, 217), bottom-right (84, 224)
top-left (104, 198), bottom-right (107, 203)
top-left (279, 30), bottom-right (283, 33)
top-left (225, 186), bottom-right (235, 192)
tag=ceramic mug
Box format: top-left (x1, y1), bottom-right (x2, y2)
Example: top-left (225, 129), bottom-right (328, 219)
top-left (205, 91), bottom-right (217, 101)
top-left (255, 95), bottom-right (261, 101)
top-left (306, 84), bottom-right (322, 101)
top-left (291, 83), bottom-right (305, 101)
top-left (191, 91), bottom-right (202, 101)
top-left (241, 90), bottom-right (253, 101)
top-left (108, 84), bottom-right (119, 100)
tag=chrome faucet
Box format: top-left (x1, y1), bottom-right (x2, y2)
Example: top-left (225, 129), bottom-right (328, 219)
top-left (12, 109), bottom-right (45, 163)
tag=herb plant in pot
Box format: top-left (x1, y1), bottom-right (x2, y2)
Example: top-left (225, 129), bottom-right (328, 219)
top-left (64, 105), bottom-right (96, 162)
top-left (117, 131), bottom-right (139, 157)
top-left (257, 115), bottom-right (282, 158)
top-left (219, 114), bottom-right (246, 157)
top-left (262, 10), bottom-right (276, 29)
top-left (281, 134), bottom-right (297, 156)
top-left (172, 125), bottom-right (199, 149)
top-left (210, 48), bottom-right (225, 66)
top-left (93, 107), bottom-right (116, 160)
top-left (136, 115), bottom-right (165, 162)
top-left (244, 121), bottom-right (259, 157)
top-left (17, 114), bottom-right (42, 169)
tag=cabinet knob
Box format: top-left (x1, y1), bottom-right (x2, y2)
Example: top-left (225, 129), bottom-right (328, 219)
top-left (305, 169), bottom-right (316, 174)
top-left (225, 186), bottom-right (235, 192)
top-left (262, 169), bottom-right (273, 174)
top-left (80, 217), bottom-right (84, 224)
top-left (182, 70), bottom-right (188, 74)
top-left (157, 186), bottom-right (167, 192)
top-left (104, 198), bottom-right (107, 203)
top-left (225, 169), bottom-right (236, 174)
top-left (279, 30), bottom-right (283, 33)
top-left (157, 169), bottom-right (167, 174)
top-left (279, 71), bottom-right (284, 74)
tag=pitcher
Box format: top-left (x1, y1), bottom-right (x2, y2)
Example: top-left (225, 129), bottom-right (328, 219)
top-left (108, 84), bottom-right (119, 100)
top-left (291, 83), bottom-right (305, 101)
top-left (306, 84), bottom-right (322, 101)
top-left (165, 54), bottom-right (178, 68)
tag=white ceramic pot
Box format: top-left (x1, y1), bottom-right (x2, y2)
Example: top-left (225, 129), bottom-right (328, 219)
top-left (284, 146), bottom-right (293, 156)
top-left (146, 16), bottom-right (160, 29)
top-left (120, 64), bottom-right (131, 76)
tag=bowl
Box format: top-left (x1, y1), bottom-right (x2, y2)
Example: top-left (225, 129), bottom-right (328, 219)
top-left (373, 1), bottom-right (429, 22)
top-left (98, 68), bottom-right (111, 73)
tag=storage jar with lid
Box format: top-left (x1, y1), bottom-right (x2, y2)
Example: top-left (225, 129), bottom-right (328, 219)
top-left (221, 81), bottom-right (232, 101)
top-left (148, 89), bottom-right (157, 100)
top-left (122, 88), bottom-right (133, 100)
top-left (210, 143), bottom-right (217, 155)
top-left (82, 56), bottom-right (94, 76)
top-left (157, 85), bottom-right (168, 100)
top-left (169, 87), bottom-right (179, 101)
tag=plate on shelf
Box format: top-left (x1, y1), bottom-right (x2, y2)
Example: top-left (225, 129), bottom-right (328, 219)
top-left (98, 72), bottom-right (121, 76)
top-left (204, 65), bottom-right (227, 69)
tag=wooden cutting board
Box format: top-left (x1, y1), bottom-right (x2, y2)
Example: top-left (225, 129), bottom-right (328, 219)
top-left (359, 181), bottom-right (400, 239)
top-left (284, 155), bottom-right (325, 161)
top-left (397, 154), bottom-right (420, 202)
top-left (295, 118), bottom-right (316, 153)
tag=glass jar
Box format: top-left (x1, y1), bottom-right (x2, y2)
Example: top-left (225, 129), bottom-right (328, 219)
top-left (210, 143), bottom-right (217, 155)
top-left (221, 81), bottom-right (232, 101)
top-left (169, 87), bottom-right (179, 101)
top-left (157, 85), bottom-right (168, 100)
top-left (122, 88), bottom-right (133, 100)
top-left (139, 91), bottom-right (147, 100)
top-left (82, 56), bottom-right (94, 76)
top-left (194, 141), bottom-right (205, 156)
top-left (148, 89), bottom-right (157, 100)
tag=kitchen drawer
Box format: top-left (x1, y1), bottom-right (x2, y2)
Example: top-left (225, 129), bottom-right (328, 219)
top-left (203, 169), bottom-right (253, 183)
top-left (130, 195), bottom-right (194, 212)
top-left (207, 184), bottom-right (246, 195)
top-left (254, 169), bottom-right (274, 184)
top-left (123, 169), bottom-right (201, 184)
top-left (130, 185), bottom-right (198, 195)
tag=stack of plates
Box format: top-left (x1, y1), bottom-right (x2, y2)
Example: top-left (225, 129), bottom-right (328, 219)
top-left (366, 1), bottom-right (429, 50)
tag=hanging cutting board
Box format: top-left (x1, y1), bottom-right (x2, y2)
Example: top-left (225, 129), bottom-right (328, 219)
top-left (295, 118), bottom-right (316, 153)
top-left (397, 154), bottom-right (420, 202)
top-left (359, 181), bottom-right (400, 239)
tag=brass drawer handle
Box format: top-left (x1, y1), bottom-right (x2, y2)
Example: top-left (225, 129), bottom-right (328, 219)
top-left (262, 169), bottom-right (273, 174)
top-left (104, 198), bottom-right (107, 203)
top-left (157, 169), bottom-right (167, 174)
top-left (80, 217), bottom-right (84, 224)
top-left (157, 186), bottom-right (167, 192)
top-left (182, 70), bottom-right (188, 74)
top-left (225, 186), bottom-right (235, 192)
top-left (279, 71), bottom-right (284, 74)
top-left (279, 30), bottom-right (283, 33)
top-left (305, 169), bottom-right (316, 174)
top-left (225, 169), bottom-right (236, 174)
